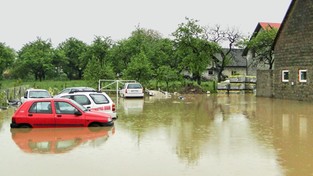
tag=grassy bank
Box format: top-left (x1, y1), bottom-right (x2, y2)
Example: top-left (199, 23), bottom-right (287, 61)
top-left (0, 79), bottom-right (217, 96)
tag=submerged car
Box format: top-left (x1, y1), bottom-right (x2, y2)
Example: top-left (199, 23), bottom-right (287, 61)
top-left (10, 98), bottom-right (114, 128)
top-left (119, 83), bottom-right (144, 98)
top-left (21, 89), bottom-right (51, 104)
top-left (58, 90), bottom-right (117, 119)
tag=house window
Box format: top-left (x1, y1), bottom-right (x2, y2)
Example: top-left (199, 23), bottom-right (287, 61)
top-left (208, 70), bottom-right (214, 75)
top-left (282, 70), bottom-right (289, 82)
top-left (231, 71), bottom-right (237, 75)
top-left (299, 69), bottom-right (307, 83)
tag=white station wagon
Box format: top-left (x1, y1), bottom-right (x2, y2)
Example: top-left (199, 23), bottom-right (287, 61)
top-left (59, 90), bottom-right (117, 119)
top-left (119, 83), bottom-right (144, 98)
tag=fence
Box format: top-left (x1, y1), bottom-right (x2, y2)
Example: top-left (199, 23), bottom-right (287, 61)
top-left (0, 86), bottom-right (29, 108)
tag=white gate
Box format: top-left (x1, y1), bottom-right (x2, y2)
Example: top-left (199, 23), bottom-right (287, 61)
top-left (98, 79), bottom-right (138, 95)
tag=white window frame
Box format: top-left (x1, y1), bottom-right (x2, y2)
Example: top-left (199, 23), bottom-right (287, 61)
top-left (299, 69), bottom-right (307, 83)
top-left (282, 70), bottom-right (289, 82)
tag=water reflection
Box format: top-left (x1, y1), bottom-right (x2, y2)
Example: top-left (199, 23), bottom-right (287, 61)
top-left (253, 98), bottom-right (313, 176)
top-left (11, 127), bottom-right (114, 154)
top-left (119, 98), bottom-right (144, 115)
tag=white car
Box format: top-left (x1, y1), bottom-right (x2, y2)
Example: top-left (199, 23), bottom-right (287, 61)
top-left (119, 83), bottom-right (144, 98)
top-left (54, 87), bottom-right (96, 98)
top-left (21, 89), bottom-right (51, 104)
top-left (59, 90), bottom-right (117, 119)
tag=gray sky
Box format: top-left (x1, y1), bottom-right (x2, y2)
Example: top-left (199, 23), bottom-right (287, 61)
top-left (1, 0), bottom-right (292, 50)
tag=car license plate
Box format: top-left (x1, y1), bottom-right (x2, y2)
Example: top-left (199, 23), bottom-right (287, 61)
top-left (131, 90), bottom-right (138, 92)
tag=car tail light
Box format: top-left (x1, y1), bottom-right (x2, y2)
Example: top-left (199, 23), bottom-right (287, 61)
top-left (112, 103), bottom-right (116, 112)
top-left (125, 89), bottom-right (128, 93)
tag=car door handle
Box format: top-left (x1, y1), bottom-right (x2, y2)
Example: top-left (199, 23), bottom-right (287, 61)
top-left (57, 115), bottom-right (62, 117)
top-left (28, 114), bottom-right (33, 117)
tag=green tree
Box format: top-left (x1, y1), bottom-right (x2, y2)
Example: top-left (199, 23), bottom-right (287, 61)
top-left (16, 38), bottom-right (54, 81)
top-left (57, 37), bottom-right (88, 80)
top-left (83, 58), bottom-right (115, 85)
top-left (156, 65), bottom-right (178, 91)
top-left (87, 36), bottom-right (112, 67)
top-left (123, 51), bottom-right (153, 84)
top-left (173, 18), bottom-right (219, 85)
top-left (0, 43), bottom-right (15, 79)
top-left (83, 36), bottom-right (115, 82)
top-left (245, 27), bottom-right (278, 69)
top-left (108, 27), bottom-right (173, 81)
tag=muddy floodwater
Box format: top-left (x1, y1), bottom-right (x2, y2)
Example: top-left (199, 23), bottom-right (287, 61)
top-left (1, 94), bottom-right (313, 176)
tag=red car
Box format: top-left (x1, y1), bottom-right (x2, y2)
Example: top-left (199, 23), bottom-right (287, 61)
top-left (10, 98), bottom-right (114, 128)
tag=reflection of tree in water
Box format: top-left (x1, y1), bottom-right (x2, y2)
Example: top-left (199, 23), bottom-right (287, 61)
top-left (174, 94), bottom-right (216, 165)
top-left (174, 94), bottom-right (258, 165)
top-left (118, 95), bottom-right (223, 165)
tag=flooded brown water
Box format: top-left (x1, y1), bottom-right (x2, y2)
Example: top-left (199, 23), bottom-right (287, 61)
top-left (1, 94), bottom-right (313, 176)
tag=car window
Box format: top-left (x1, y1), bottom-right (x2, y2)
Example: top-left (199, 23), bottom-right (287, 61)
top-left (28, 141), bottom-right (51, 153)
top-left (29, 101), bottom-right (52, 114)
top-left (29, 91), bottom-right (50, 98)
top-left (127, 84), bottom-right (142, 89)
top-left (69, 99), bottom-right (88, 111)
top-left (72, 95), bottom-right (91, 105)
top-left (54, 101), bottom-right (77, 114)
top-left (89, 94), bottom-right (109, 104)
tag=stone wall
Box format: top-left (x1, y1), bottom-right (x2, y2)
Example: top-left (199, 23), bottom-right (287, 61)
top-left (256, 70), bottom-right (273, 97)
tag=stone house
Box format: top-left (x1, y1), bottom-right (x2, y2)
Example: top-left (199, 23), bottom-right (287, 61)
top-left (203, 48), bottom-right (247, 81)
top-left (242, 22), bottom-right (281, 76)
top-left (258, 0), bottom-right (313, 101)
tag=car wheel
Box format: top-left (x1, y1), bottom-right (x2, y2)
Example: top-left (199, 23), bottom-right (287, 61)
top-left (19, 124), bottom-right (32, 128)
top-left (89, 123), bottom-right (101, 127)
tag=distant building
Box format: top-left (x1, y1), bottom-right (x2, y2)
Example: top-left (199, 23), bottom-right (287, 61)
top-left (204, 48), bottom-right (247, 81)
top-left (242, 22), bottom-right (281, 76)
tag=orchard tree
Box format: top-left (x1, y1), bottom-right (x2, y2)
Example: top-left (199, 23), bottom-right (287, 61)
top-left (156, 65), bottom-right (178, 91)
top-left (57, 37), bottom-right (88, 80)
top-left (108, 27), bottom-right (168, 79)
top-left (173, 18), bottom-right (219, 85)
top-left (83, 36), bottom-right (115, 81)
top-left (123, 51), bottom-right (153, 84)
top-left (87, 36), bottom-right (112, 67)
top-left (205, 25), bottom-right (244, 82)
top-left (0, 43), bottom-right (15, 79)
top-left (17, 38), bottom-right (54, 81)
top-left (83, 58), bottom-right (115, 86)
top-left (152, 38), bottom-right (179, 89)
top-left (245, 27), bottom-right (278, 69)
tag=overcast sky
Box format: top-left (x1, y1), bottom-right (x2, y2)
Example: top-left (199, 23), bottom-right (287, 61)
top-left (1, 0), bottom-right (292, 50)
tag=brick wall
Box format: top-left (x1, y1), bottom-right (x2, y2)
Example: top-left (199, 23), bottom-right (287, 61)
top-left (273, 0), bottom-right (313, 101)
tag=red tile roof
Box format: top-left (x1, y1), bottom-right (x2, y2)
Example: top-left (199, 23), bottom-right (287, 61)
top-left (242, 22), bottom-right (281, 56)
top-left (259, 22), bottom-right (281, 30)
